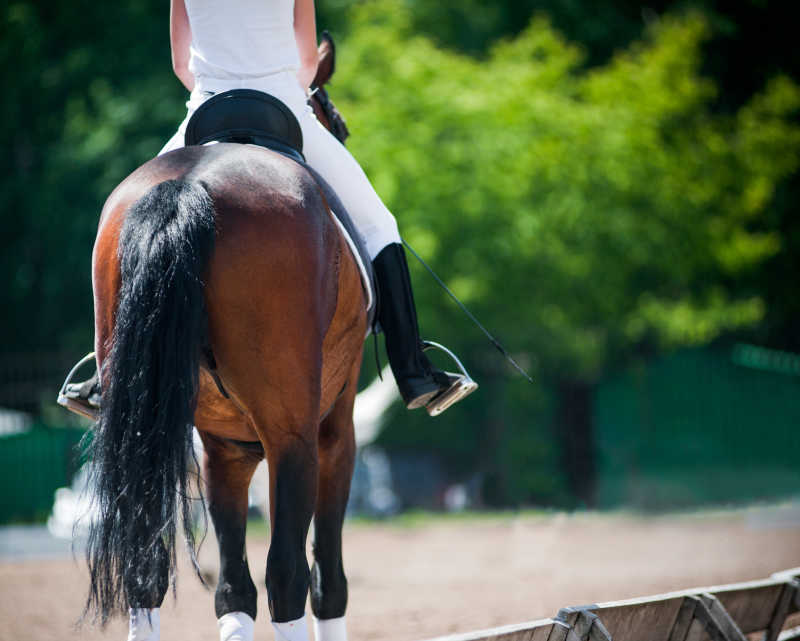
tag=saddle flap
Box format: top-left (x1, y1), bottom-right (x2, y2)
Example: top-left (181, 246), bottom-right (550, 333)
top-left (184, 89), bottom-right (304, 161)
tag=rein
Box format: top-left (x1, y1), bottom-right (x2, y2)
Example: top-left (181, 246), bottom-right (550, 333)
top-left (402, 239), bottom-right (534, 383)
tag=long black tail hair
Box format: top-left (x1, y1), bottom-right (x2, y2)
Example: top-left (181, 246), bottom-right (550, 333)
top-left (84, 179), bottom-right (216, 624)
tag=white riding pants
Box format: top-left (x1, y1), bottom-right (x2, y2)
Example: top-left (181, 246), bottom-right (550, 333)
top-left (159, 71), bottom-right (401, 259)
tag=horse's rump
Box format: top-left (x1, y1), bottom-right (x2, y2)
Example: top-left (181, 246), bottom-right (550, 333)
top-left (95, 143), bottom-right (366, 414)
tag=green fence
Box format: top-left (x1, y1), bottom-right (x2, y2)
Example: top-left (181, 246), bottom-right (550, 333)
top-left (594, 344), bottom-right (800, 509)
top-left (0, 425), bottom-right (85, 524)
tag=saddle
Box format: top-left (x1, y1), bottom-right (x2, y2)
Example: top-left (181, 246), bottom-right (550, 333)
top-left (184, 89), bottom-right (305, 162)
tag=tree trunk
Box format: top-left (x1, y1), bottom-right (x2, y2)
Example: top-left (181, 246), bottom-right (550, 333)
top-left (556, 380), bottom-right (596, 507)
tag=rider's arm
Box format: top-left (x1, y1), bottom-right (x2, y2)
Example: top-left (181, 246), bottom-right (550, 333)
top-left (170, 0), bottom-right (195, 92)
top-left (294, 0), bottom-right (318, 91)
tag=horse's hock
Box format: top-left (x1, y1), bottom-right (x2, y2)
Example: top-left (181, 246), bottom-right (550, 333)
top-left (419, 567), bottom-right (800, 641)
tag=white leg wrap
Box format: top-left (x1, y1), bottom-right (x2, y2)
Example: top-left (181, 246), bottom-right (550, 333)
top-left (272, 614), bottom-right (309, 641)
top-left (313, 616), bottom-right (348, 641)
top-left (218, 612), bottom-right (255, 641)
top-left (127, 608), bottom-right (160, 641)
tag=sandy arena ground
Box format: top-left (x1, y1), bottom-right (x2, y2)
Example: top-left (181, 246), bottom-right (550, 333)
top-left (1, 504), bottom-right (799, 641)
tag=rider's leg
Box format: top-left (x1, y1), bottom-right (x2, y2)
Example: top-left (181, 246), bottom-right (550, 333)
top-left (371, 243), bottom-right (451, 408)
top-left (292, 103), bottom-right (466, 408)
top-left (295, 108), bottom-right (400, 260)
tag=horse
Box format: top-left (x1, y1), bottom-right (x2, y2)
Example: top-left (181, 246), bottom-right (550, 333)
top-left (83, 38), bottom-right (366, 640)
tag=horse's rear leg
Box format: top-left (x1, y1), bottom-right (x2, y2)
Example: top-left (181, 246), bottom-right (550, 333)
top-left (262, 425), bottom-right (319, 641)
top-left (199, 431), bottom-right (262, 640)
top-left (310, 361), bottom-right (359, 641)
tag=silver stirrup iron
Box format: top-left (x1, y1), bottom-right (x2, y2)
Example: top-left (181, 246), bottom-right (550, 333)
top-left (421, 341), bottom-right (478, 417)
top-left (56, 352), bottom-right (99, 421)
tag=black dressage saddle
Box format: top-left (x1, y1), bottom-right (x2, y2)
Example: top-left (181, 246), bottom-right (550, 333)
top-left (184, 88), bottom-right (305, 162)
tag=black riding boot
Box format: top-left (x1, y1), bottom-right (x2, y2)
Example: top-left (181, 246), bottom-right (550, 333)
top-left (372, 243), bottom-right (452, 409)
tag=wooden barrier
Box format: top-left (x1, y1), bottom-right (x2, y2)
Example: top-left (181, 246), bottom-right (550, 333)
top-left (422, 568), bottom-right (800, 641)
top-left (420, 619), bottom-right (571, 641)
top-left (555, 568), bottom-right (800, 641)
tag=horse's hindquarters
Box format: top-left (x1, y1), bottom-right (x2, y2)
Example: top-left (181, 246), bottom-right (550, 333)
top-left (195, 145), bottom-right (366, 439)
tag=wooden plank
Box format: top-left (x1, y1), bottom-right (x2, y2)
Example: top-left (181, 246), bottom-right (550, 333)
top-left (420, 619), bottom-right (565, 641)
top-left (709, 582), bottom-right (787, 634)
top-left (578, 576), bottom-right (795, 637)
top-left (558, 599), bottom-right (690, 641)
top-left (593, 597), bottom-right (687, 641)
top-left (557, 595), bottom-right (705, 641)
top-left (766, 581), bottom-right (800, 641)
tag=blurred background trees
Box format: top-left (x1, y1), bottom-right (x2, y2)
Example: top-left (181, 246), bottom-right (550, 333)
top-left (1, 0), bottom-right (797, 514)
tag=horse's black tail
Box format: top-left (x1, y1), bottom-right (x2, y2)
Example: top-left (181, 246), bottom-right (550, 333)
top-left (84, 179), bottom-right (216, 624)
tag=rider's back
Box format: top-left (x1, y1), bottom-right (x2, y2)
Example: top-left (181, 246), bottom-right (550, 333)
top-left (185, 0), bottom-right (300, 81)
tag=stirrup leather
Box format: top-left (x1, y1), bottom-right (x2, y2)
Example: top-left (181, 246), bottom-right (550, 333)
top-left (56, 352), bottom-right (99, 421)
top-left (421, 341), bottom-right (478, 416)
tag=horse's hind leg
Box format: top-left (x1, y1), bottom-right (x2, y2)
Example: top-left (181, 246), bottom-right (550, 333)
top-left (310, 360), bottom-right (360, 641)
top-left (261, 422), bottom-right (319, 640)
top-left (199, 431), bottom-right (262, 640)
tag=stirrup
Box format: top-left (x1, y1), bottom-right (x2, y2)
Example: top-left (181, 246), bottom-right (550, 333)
top-left (421, 341), bottom-right (478, 416)
top-left (56, 352), bottom-right (99, 421)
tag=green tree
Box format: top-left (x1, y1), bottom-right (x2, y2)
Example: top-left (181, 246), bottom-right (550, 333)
top-left (1, 1), bottom-right (182, 357)
top-left (334, 2), bottom-right (800, 505)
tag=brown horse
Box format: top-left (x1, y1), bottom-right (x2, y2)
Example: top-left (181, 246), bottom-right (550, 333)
top-left (84, 41), bottom-right (365, 637)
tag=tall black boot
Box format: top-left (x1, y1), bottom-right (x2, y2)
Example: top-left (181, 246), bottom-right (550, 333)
top-left (372, 243), bottom-right (452, 409)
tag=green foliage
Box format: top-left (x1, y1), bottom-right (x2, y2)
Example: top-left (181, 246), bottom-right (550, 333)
top-left (339, 1), bottom-right (800, 502)
top-left (1, 1), bottom-right (183, 353)
top-left (335, 2), bottom-right (799, 377)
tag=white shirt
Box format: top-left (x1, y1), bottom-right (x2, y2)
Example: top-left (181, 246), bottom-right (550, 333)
top-left (185, 0), bottom-right (300, 82)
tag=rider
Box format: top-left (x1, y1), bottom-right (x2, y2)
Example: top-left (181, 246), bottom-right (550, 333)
top-left (60, 0), bottom-right (475, 416)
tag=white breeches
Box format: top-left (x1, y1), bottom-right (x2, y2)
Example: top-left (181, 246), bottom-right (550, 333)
top-left (160, 71), bottom-right (401, 259)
